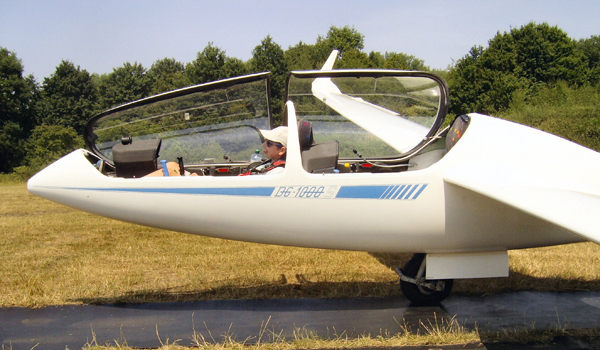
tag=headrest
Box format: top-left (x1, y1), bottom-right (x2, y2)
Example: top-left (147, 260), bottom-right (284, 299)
top-left (298, 119), bottom-right (314, 151)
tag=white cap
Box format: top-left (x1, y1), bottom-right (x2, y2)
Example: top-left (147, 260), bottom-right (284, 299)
top-left (260, 126), bottom-right (288, 147)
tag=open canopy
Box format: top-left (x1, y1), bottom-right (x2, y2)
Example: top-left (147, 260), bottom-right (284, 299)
top-left (84, 69), bottom-right (449, 167)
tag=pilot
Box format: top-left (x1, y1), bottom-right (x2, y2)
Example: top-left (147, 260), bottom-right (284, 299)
top-left (257, 126), bottom-right (288, 175)
top-left (145, 126), bottom-right (288, 177)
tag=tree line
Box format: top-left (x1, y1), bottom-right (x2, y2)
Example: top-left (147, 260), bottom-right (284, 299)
top-left (1, 23), bottom-right (599, 176)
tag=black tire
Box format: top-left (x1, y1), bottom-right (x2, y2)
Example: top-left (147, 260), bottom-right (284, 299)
top-left (400, 254), bottom-right (453, 305)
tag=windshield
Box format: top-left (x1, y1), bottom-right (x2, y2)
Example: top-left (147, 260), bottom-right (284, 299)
top-left (286, 71), bottom-right (447, 158)
top-left (85, 73), bottom-right (271, 164)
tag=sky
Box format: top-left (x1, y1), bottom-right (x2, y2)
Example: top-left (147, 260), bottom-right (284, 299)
top-left (2, 0), bottom-right (600, 81)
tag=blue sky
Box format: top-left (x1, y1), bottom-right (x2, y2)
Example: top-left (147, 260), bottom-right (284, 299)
top-left (2, 0), bottom-right (599, 81)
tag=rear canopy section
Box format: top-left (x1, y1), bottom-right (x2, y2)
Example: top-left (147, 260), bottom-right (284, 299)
top-left (285, 70), bottom-right (449, 160)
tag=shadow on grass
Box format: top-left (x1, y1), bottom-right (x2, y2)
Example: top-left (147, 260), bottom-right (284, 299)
top-left (71, 253), bottom-right (411, 305)
top-left (73, 252), bottom-right (599, 306)
top-left (73, 280), bottom-right (404, 305)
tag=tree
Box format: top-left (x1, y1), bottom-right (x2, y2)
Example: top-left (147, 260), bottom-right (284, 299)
top-left (579, 35), bottom-right (600, 86)
top-left (251, 36), bottom-right (287, 75)
top-left (315, 26), bottom-right (364, 57)
top-left (447, 46), bottom-right (485, 114)
top-left (39, 60), bottom-right (98, 134)
top-left (368, 51), bottom-right (386, 68)
top-left (221, 57), bottom-right (249, 79)
top-left (97, 62), bottom-right (151, 110)
top-left (314, 26), bottom-right (365, 65)
top-left (0, 48), bottom-right (39, 173)
top-left (24, 124), bottom-right (83, 170)
top-left (186, 43), bottom-right (228, 84)
top-left (384, 52), bottom-right (429, 71)
top-left (285, 41), bottom-right (318, 70)
top-left (250, 35), bottom-right (288, 121)
top-left (336, 49), bottom-right (370, 68)
top-left (186, 43), bottom-right (251, 86)
top-left (486, 23), bottom-right (586, 86)
top-left (448, 22), bottom-right (587, 115)
top-left (0, 122), bottom-right (26, 173)
top-left (148, 57), bottom-right (190, 94)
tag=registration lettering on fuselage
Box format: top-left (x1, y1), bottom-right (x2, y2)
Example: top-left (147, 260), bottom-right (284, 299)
top-left (272, 184), bottom-right (428, 200)
top-left (272, 185), bottom-right (340, 199)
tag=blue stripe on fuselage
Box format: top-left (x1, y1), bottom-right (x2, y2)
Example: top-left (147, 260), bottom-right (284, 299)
top-left (337, 184), bottom-right (428, 200)
top-left (48, 184), bottom-right (427, 200)
top-left (59, 186), bottom-right (275, 197)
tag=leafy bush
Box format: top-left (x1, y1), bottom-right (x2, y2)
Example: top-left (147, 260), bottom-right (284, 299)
top-left (449, 23), bottom-right (590, 115)
top-left (500, 82), bottom-right (600, 151)
top-left (24, 124), bottom-right (84, 171)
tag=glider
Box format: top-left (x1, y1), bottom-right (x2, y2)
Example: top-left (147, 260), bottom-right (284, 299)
top-left (28, 51), bottom-right (600, 304)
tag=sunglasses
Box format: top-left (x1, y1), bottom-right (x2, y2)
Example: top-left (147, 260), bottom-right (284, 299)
top-left (266, 140), bottom-right (284, 148)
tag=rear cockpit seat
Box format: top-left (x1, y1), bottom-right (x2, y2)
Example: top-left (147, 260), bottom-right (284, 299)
top-left (408, 115), bottom-right (471, 171)
top-left (298, 119), bottom-right (339, 173)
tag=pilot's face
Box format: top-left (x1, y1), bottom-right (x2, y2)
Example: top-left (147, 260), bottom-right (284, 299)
top-left (263, 140), bottom-right (286, 161)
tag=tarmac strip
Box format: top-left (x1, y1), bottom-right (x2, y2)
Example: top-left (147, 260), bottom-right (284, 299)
top-left (1, 291), bottom-right (599, 350)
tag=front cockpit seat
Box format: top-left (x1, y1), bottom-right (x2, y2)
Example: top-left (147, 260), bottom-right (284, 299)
top-left (112, 137), bottom-right (162, 178)
top-left (297, 119), bottom-right (339, 173)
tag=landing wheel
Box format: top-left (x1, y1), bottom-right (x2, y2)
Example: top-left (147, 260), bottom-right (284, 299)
top-left (399, 254), bottom-right (453, 305)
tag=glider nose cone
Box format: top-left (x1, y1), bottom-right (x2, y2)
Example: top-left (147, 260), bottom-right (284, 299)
top-left (27, 164), bottom-right (57, 198)
top-left (27, 171), bottom-right (42, 193)
top-left (27, 149), bottom-right (92, 199)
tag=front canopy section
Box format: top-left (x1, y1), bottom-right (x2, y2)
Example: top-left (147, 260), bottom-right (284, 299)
top-left (84, 72), bottom-right (272, 167)
top-left (286, 70), bottom-right (449, 159)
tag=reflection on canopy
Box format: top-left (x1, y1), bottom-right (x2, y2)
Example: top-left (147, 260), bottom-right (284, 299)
top-left (87, 74), bottom-right (271, 164)
top-left (288, 72), bottom-right (444, 158)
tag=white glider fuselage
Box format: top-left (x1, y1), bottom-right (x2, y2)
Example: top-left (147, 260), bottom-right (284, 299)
top-left (28, 111), bottom-right (597, 254)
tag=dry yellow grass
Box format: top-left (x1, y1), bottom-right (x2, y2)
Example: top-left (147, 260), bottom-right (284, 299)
top-left (1, 183), bottom-right (402, 307)
top-left (72, 313), bottom-right (486, 349)
top-left (69, 324), bottom-right (600, 350)
top-left (1, 182), bottom-right (600, 308)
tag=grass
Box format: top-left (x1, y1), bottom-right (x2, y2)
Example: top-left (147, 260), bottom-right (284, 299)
top-left (1, 182), bottom-right (404, 308)
top-left (35, 320), bottom-right (600, 350)
top-left (79, 314), bottom-right (484, 349)
top-left (1, 182), bottom-right (600, 308)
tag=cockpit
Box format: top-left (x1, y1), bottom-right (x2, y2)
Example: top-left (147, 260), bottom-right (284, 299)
top-left (83, 68), bottom-right (454, 178)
